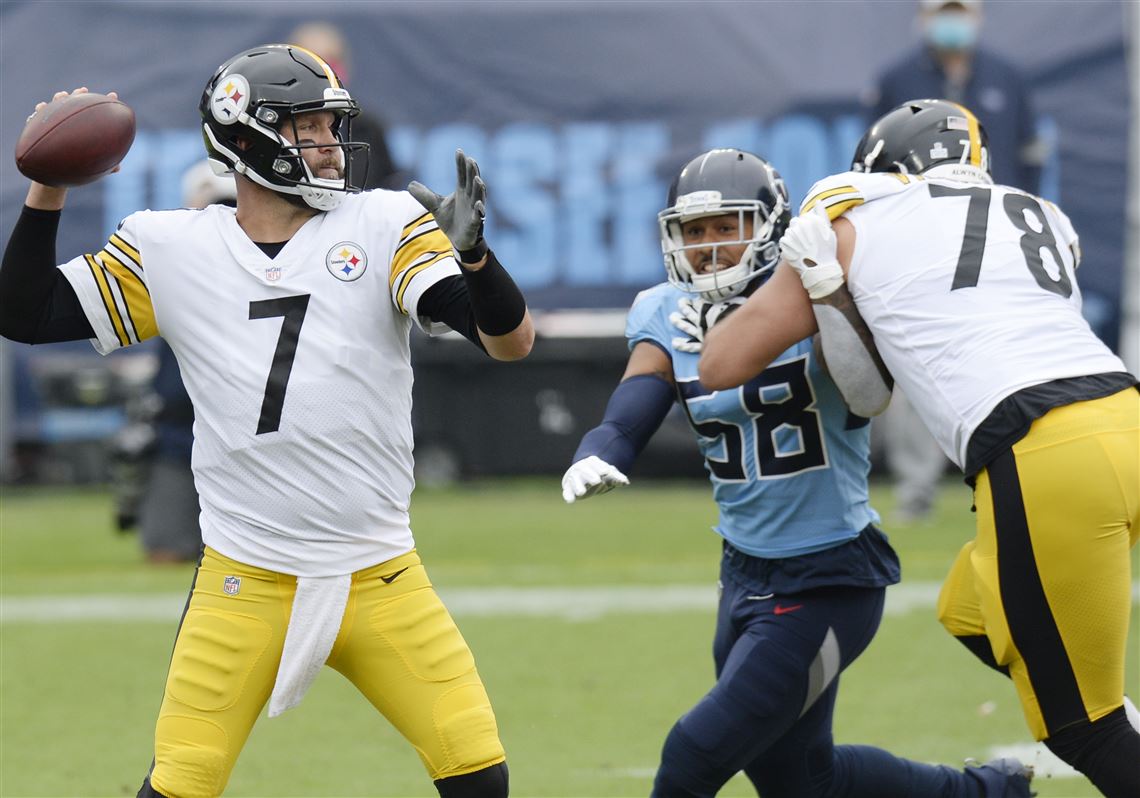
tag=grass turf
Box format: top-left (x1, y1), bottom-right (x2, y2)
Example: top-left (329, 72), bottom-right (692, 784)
top-left (1, 480), bottom-right (1135, 796)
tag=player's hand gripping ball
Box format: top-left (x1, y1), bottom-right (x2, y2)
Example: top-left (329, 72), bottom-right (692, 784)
top-left (15, 90), bottom-right (135, 187)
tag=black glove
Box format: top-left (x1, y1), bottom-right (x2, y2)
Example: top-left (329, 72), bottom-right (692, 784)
top-left (407, 149), bottom-right (487, 263)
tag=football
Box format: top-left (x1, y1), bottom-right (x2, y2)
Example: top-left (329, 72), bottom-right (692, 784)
top-left (15, 92), bottom-right (136, 187)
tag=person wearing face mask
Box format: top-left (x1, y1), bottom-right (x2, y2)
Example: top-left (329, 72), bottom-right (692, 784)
top-left (865, 0), bottom-right (1044, 524)
top-left (868, 0), bottom-right (1042, 194)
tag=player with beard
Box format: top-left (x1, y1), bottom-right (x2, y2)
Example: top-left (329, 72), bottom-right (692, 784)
top-left (0, 44), bottom-right (531, 798)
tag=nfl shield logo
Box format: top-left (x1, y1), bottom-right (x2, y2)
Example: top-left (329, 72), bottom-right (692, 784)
top-left (265, 266), bottom-right (282, 282)
top-left (223, 575), bottom-right (241, 596)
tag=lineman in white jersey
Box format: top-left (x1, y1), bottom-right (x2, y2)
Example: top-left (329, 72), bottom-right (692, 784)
top-left (700, 99), bottom-right (1139, 798)
top-left (562, 148), bottom-right (1033, 798)
top-left (0, 45), bottom-right (532, 798)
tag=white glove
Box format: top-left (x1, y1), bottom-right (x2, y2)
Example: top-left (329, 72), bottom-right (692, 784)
top-left (561, 455), bottom-right (629, 503)
top-left (669, 296), bottom-right (744, 353)
top-left (780, 204), bottom-right (845, 300)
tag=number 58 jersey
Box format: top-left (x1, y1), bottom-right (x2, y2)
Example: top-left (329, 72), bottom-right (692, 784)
top-left (58, 190), bottom-right (462, 576)
top-left (628, 283), bottom-right (879, 560)
top-left (803, 172), bottom-right (1128, 470)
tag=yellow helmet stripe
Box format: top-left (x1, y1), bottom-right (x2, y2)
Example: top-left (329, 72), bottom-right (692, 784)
top-left (291, 44), bottom-right (341, 89)
top-left (952, 102), bottom-right (982, 167)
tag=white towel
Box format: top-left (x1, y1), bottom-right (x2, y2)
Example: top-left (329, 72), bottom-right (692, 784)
top-left (268, 574), bottom-right (352, 718)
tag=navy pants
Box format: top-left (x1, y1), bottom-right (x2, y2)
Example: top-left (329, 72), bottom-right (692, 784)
top-left (652, 547), bottom-right (982, 798)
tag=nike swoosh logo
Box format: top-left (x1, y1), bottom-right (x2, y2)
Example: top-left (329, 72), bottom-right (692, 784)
top-left (745, 593), bottom-right (775, 601)
top-left (773, 603), bottom-right (804, 615)
top-left (380, 567), bottom-right (409, 584)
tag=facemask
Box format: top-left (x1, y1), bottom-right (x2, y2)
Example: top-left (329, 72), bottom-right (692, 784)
top-left (925, 12), bottom-right (978, 51)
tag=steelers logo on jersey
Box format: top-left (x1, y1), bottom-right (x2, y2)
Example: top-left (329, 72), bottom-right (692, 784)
top-left (326, 241), bottom-right (368, 282)
top-left (210, 74), bottom-right (251, 125)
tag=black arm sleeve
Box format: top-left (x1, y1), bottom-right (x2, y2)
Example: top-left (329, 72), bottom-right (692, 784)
top-left (0, 206), bottom-right (95, 343)
top-left (457, 249), bottom-right (527, 336)
top-left (417, 275), bottom-right (487, 352)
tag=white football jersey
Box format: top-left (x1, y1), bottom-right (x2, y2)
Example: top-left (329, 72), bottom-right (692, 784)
top-left (801, 171), bottom-right (1127, 469)
top-left (59, 190), bottom-right (461, 576)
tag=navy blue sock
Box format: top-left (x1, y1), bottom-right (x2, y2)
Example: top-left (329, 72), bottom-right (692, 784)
top-left (828, 745), bottom-right (979, 798)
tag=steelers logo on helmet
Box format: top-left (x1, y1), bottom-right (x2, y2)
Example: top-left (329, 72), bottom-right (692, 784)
top-left (326, 241), bottom-right (368, 282)
top-left (210, 74), bottom-right (250, 126)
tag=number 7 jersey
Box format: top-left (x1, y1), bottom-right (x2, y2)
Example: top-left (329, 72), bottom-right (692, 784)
top-left (58, 190), bottom-right (462, 576)
top-left (802, 171), bottom-right (1127, 470)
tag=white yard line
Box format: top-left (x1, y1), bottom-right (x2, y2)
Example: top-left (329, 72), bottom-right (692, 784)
top-left (1, 581), bottom-right (1137, 624)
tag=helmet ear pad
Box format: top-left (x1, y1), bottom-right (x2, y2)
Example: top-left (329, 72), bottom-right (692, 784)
top-left (659, 149), bottom-right (791, 302)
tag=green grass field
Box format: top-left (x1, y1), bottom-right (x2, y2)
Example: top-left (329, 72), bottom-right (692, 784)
top-left (1, 479), bottom-right (1136, 797)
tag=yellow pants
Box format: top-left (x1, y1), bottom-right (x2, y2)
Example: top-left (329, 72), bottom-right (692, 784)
top-left (938, 388), bottom-right (1139, 741)
top-left (149, 548), bottom-right (505, 798)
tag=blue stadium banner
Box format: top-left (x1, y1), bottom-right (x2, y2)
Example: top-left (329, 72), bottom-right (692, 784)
top-left (0, 0), bottom-right (1130, 347)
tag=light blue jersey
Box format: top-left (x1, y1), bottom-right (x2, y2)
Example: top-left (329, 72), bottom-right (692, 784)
top-left (628, 283), bottom-right (880, 558)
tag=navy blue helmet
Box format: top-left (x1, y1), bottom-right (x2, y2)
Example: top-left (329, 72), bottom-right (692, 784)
top-left (659, 149), bottom-right (791, 301)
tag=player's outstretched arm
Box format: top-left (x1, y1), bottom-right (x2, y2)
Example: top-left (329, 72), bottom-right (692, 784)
top-left (781, 208), bottom-right (893, 416)
top-left (561, 343), bottom-right (674, 503)
top-left (408, 149), bottom-right (534, 361)
top-left (699, 264), bottom-right (818, 390)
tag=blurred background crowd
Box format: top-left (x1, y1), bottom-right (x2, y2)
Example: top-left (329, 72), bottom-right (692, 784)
top-left (0, 0), bottom-right (1137, 561)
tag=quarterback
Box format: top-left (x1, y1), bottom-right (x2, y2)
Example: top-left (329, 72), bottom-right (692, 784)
top-left (700, 99), bottom-right (1139, 798)
top-left (0, 45), bottom-right (531, 798)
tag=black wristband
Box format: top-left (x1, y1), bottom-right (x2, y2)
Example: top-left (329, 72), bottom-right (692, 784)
top-left (457, 238), bottom-right (488, 264)
top-left (459, 248), bottom-right (527, 336)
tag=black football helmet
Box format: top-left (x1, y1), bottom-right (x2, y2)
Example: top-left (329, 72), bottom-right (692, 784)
top-left (852, 98), bottom-right (991, 184)
top-left (659, 149), bottom-right (790, 302)
top-left (199, 44), bottom-right (368, 211)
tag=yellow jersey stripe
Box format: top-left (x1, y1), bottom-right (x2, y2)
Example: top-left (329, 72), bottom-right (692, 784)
top-left (390, 228), bottom-right (451, 288)
top-left (952, 102), bottom-right (983, 167)
top-left (891, 173), bottom-right (911, 184)
top-left (109, 233), bottom-right (141, 269)
top-left (98, 248), bottom-right (149, 295)
top-left (290, 45), bottom-right (340, 89)
top-left (95, 255), bottom-right (140, 344)
top-left (401, 211), bottom-right (432, 239)
top-left (97, 251), bottom-right (157, 340)
top-left (396, 251), bottom-right (452, 313)
top-left (802, 185), bottom-right (859, 214)
top-left (822, 197), bottom-right (865, 221)
top-left (84, 254), bottom-right (129, 347)
top-left (392, 228), bottom-right (446, 277)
